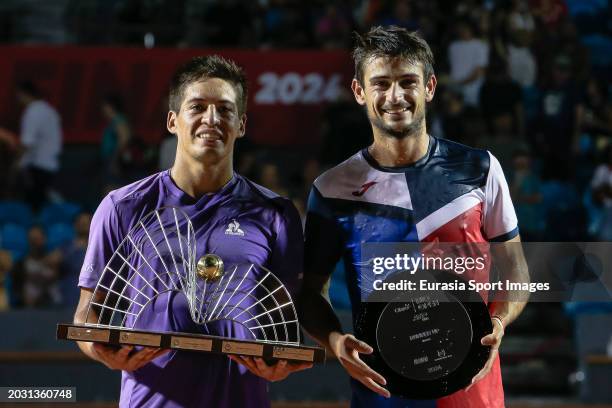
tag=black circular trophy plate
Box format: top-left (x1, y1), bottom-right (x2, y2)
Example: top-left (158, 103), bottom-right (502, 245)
top-left (356, 270), bottom-right (492, 399)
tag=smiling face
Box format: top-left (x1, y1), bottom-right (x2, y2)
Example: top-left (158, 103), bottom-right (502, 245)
top-left (352, 56), bottom-right (436, 140)
top-left (167, 77), bottom-right (246, 165)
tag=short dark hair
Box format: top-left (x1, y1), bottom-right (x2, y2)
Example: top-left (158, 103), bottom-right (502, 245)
top-left (17, 81), bottom-right (41, 98)
top-left (169, 55), bottom-right (248, 115)
top-left (102, 94), bottom-right (124, 113)
top-left (352, 26), bottom-right (435, 85)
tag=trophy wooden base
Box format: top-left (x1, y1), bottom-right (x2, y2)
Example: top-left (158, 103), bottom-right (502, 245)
top-left (57, 323), bottom-right (325, 363)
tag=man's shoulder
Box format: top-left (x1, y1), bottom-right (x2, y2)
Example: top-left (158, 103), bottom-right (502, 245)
top-left (433, 137), bottom-right (490, 169)
top-left (105, 172), bottom-right (166, 208)
top-left (313, 150), bottom-right (366, 194)
top-left (27, 100), bottom-right (59, 118)
top-left (235, 175), bottom-right (295, 213)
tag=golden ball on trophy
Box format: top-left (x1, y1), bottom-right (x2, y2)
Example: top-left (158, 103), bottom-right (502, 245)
top-left (196, 254), bottom-right (224, 281)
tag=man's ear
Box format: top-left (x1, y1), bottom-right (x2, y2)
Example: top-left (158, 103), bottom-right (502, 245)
top-left (237, 114), bottom-right (247, 138)
top-left (425, 74), bottom-right (437, 103)
top-left (351, 78), bottom-right (366, 106)
top-left (167, 111), bottom-right (177, 134)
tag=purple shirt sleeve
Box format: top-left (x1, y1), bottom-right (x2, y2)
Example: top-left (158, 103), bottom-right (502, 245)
top-left (78, 194), bottom-right (124, 289)
top-left (268, 199), bottom-right (304, 297)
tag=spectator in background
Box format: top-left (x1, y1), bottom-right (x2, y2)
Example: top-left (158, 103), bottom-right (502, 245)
top-left (448, 19), bottom-right (489, 106)
top-left (302, 158), bottom-right (321, 195)
top-left (15, 81), bottom-right (63, 211)
top-left (11, 225), bottom-right (61, 308)
top-left (318, 89), bottom-right (371, 166)
top-left (438, 88), bottom-right (466, 140)
top-left (0, 250), bottom-right (11, 311)
top-left (531, 0), bottom-right (568, 31)
top-left (479, 58), bottom-right (525, 137)
top-left (258, 162), bottom-right (289, 197)
top-left (289, 157), bottom-right (322, 200)
top-left (534, 54), bottom-right (583, 173)
top-left (100, 94), bottom-right (131, 183)
top-left (510, 147), bottom-right (544, 241)
top-left (591, 146), bottom-right (612, 240)
top-left (315, 4), bottom-right (352, 49)
top-left (236, 150), bottom-right (258, 180)
top-left (505, 30), bottom-right (537, 89)
top-left (508, 0), bottom-right (535, 35)
top-left (501, 1), bottom-right (538, 89)
top-left (0, 127), bottom-right (19, 199)
top-left (200, 0), bottom-right (256, 47)
top-left (290, 195), bottom-right (306, 227)
top-left (261, 0), bottom-right (313, 48)
top-left (581, 78), bottom-right (612, 139)
top-left (554, 20), bottom-right (590, 83)
top-left (479, 113), bottom-right (520, 171)
top-left (58, 212), bottom-right (91, 308)
top-left (158, 132), bottom-right (178, 170)
top-left (377, 0), bottom-right (419, 31)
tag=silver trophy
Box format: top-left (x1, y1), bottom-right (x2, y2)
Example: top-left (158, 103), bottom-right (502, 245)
top-left (58, 207), bottom-right (324, 363)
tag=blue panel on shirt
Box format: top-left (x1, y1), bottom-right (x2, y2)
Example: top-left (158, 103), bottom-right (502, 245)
top-left (361, 138), bottom-right (490, 223)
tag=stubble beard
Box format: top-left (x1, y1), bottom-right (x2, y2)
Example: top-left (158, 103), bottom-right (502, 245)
top-left (368, 106), bottom-right (426, 140)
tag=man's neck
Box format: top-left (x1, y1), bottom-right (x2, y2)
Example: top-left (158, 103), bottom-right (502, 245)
top-left (369, 127), bottom-right (430, 167)
top-left (171, 157), bottom-right (233, 198)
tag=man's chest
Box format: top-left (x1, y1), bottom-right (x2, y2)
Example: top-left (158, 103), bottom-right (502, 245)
top-left (327, 170), bottom-right (487, 243)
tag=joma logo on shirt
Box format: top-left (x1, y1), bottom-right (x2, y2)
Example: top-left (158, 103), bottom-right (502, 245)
top-left (352, 181), bottom-right (378, 197)
top-left (225, 219), bottom-right (245, 236)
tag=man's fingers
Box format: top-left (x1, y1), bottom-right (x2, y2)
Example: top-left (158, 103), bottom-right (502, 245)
top-left (468, 363), bottom-right (490, 391)
top-left (137, 347), bottom-right (169, 365)
top-left (235, 356), bottom-right (259, 373)
top-left (254, 358), bottom-right (274, 374)
top-left (468, 367), bottom-right (488, 391)
top-left (117, 345), bottom-right (134, 357)
top-left (269, 359), bottom-right (287, 376)
top-left (94, 343), bottom-right (129, 358)
top-left (480, 334), bottom-right (499, 347)
top-left (129, 347), bottom-right (156, 363)
top-left (127, 347), bottom-right (165, 369)
top-left (92, 344), bottom-right (134, 370)
top-left (287, 361), bottom-right (313, 373)
top-left (96, 344), bottom-right (132, 364)
top-left (467, 349), bottom-right (497, 390)
top-left (344, 354), bottom-right (387, 386)
top-left (150, 348), bottom-right (171, 360)
top-left (239, 357), bottom-right (264, 377)
top-left (345, 335), bottom-right (373, 354)
top-left (360, 376), bottom-right (391, 398)
top-left (342, 335), bottom-right (386, 384)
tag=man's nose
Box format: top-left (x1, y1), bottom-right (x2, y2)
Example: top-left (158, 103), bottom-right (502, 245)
top-left (388, 83), bottom-right (404, 104)
top-left (202, 105), bottom-right (219, 125)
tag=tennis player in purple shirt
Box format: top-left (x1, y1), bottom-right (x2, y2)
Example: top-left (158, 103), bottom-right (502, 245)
top-left (74, 55), bottom-right (311, 408)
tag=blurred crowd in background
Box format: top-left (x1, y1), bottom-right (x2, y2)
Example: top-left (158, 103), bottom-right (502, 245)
top-left (0, 0), bottom-right (611, 313)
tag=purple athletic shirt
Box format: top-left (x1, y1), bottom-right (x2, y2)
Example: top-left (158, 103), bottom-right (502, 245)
top-left (78, 170), bottom-right (304, 408)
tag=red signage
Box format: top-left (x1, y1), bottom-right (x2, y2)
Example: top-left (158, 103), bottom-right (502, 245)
top-left (0, 47), bottom-right (353, 146)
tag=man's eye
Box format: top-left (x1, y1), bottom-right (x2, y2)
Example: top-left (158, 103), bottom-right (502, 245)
top-left (403, 81), bottom-right (417, 87)
top-left (190, 105), bottom-right (203, 111)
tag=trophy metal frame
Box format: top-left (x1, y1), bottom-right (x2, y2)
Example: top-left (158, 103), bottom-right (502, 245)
top-left (57, 206), bottom-right (324, 363)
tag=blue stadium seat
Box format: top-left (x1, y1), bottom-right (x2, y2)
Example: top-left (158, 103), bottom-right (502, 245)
top-left (0, 201), bottom-right (33, 228)
top-left (0, 223), bottom-right (29, 261)
top-left (45, 223), bottom-right (75, 251)
top-left (37, 202), bottom-right (81, 227)
top-left (582, 34), bottom-right (612, 67)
